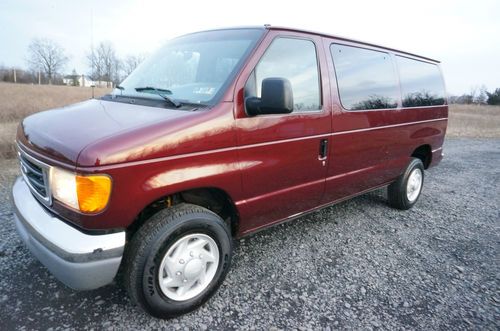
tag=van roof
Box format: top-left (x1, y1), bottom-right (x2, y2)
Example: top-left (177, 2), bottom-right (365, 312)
top-left (266, 25), bottom-right (440, 63)
top-left (198, 25), bottom-right (440, 63)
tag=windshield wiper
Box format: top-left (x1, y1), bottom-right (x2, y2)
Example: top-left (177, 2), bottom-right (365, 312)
top-left (115, 85), bottom-right (124, 96)
top-left (134, 86), bottom-right (181, 108)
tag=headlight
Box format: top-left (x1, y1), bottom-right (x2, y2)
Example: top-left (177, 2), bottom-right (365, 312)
top-left (50, 167), bottom-right (112, 213)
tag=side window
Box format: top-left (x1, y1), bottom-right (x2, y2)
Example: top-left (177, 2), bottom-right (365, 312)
top-left (331, 44), bottom-right (399, 110)
top-left (245, 37), bottom-right (321, 111)
top-left (396, 56), bottom-right (446, 107)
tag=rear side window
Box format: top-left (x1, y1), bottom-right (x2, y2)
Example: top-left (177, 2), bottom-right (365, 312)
top-left (331, 44), bottom-right (399, 110)
top-left (246, 37), bottom-right (321, 111)
top-left (396, 56), bottom-right (446, 107)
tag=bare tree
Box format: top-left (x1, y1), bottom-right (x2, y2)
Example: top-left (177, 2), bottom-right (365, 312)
top-left (469, 86), bottom-right (478, 104)
top-left (123, 54), bottom-right (146, 76)
top-left (87, 41), bottom-right (121, 87)
top-left (476, 85), bottom-right (488, 104)
top-left (87, 49), bottom-right (103, 83)
top-left (27, 38), bottom-right (68, 84)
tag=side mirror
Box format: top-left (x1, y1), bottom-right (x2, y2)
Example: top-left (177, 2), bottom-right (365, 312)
top-left (245, 77), bottom-right (293, 116)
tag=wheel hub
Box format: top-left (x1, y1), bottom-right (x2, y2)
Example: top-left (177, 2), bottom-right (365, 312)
top-left (183, 258), bottom-right (203, 280)
top-left (158, 233), bottom-right (219, 301)
top-left (406, 168), bottom-right (423, 203)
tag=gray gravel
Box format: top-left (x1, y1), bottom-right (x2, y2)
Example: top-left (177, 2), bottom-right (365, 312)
top-left (0, 138), bottom-right (499, 330)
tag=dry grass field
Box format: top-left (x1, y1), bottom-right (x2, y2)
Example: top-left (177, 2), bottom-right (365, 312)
top-left (446, 104), bottom-right (500, 138)
top-left (0, 82), bottom-right (499, 159)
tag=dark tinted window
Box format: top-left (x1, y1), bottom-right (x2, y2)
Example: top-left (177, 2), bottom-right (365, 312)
top-left (246, 38), bottom-right (321, 111)
top-left (396, 56), bottom-right (445, 107)
top-left (331, 44), bottom-right (399, 110)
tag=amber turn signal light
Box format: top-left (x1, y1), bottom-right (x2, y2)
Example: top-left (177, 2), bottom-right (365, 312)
top-left (76, 175), bottom-right (112, 213)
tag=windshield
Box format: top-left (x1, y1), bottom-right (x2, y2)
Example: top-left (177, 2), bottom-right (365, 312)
top-left (113, 29), bottom-right (264, 106)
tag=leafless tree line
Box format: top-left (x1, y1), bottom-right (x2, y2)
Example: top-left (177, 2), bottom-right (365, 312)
top-left (87, 42), bottom-right (146, 87)
top-left (1, 37), bottom-right (146, 86)
top-left (449, 85), bottom-right (488, 105)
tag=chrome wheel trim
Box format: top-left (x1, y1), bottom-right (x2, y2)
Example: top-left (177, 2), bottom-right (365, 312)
top-left (406, 168), bottom-right (423, 203)
top-left (158, 233), bottom-right (219, 301)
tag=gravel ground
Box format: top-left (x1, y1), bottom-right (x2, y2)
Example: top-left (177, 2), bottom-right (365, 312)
top-left (0, 138), bottom-right (498, 330)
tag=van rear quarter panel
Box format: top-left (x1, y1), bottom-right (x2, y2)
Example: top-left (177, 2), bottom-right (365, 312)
top-left (382, 106), bottom-right (448, 166)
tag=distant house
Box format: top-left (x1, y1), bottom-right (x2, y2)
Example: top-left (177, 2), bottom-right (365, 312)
top-left (63, 74), bottom-right (112, 88)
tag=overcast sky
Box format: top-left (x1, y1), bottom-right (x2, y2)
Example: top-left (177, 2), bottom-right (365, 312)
top-left (0, 0), bottom-right (498, 95)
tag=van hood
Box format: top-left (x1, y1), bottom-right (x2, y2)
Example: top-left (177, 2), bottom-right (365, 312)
top-left (18, 99), bottom-right (197, 166)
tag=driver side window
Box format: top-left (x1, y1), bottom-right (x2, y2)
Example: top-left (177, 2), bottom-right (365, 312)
top-left (245, 37), bottom-right (321, 112)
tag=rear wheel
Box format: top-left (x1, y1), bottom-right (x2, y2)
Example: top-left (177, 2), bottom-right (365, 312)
top-left (123, 203), bottom-right (232, 319)
top-left (388, 158), bottom-right (425, 210)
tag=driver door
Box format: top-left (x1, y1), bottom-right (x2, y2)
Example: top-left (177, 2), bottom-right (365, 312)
top-left (233, 31), bottom-right (332, 235)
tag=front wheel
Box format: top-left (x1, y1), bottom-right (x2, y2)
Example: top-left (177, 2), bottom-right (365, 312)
top-left (388, 158), bottom-right (425, 210)
top-left (123, 203), bottom-right (232, 319)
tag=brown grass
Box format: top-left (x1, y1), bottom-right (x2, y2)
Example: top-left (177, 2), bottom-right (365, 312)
top-left (0, 82), bottom-right (499, 159)
top-left (447, 104), bottom-right (500, 138)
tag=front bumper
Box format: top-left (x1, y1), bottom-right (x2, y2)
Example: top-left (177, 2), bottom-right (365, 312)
top-left (11, 176), bottom-right (126, 290)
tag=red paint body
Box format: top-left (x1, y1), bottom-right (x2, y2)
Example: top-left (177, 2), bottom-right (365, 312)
top-left (17, 27), bottom-right (447, 236)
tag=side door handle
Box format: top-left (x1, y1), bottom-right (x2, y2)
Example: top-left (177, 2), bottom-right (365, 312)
top-left (319, 139), bottom-right (328, 160)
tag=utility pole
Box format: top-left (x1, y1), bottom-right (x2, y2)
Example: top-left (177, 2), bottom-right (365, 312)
top-left (91, 9), bottom-right (94, 51)
top-left (13, 68), bottom-right (16, 83)
top-left (38, 70), bottom-right (41, 85)
top-left (90, 8), bottom-right (95, 81)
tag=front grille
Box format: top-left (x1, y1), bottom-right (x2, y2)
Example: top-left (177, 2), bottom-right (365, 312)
top-left (18, 149), bottom-right (51, 204)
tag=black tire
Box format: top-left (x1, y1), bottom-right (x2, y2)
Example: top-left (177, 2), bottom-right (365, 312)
top-left (388, 157), bottom-right (425, 210)
top-left (123, 203), bottom-right (232, 319)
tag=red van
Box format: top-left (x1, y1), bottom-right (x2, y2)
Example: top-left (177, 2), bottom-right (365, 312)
top-left (12, 26), bottom-right (447, 318)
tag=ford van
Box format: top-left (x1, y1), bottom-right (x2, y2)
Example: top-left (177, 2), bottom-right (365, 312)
top-left (12, 25), bottom-right (447, 318)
